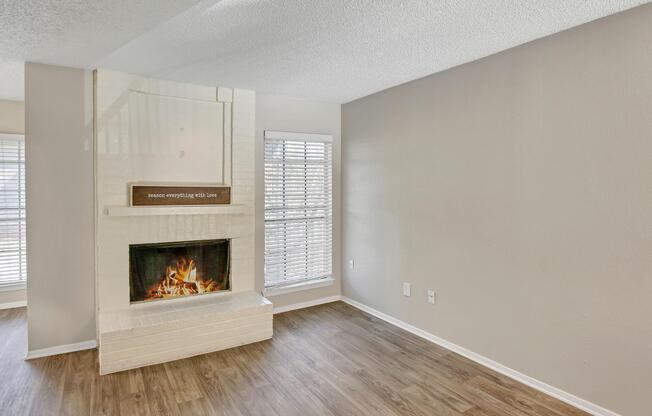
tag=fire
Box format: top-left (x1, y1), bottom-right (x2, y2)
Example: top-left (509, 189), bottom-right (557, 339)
top-left (145, 256), bottom-right (223, 300)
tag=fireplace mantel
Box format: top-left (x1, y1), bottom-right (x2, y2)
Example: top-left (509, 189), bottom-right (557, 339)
top-left (105, 204), bottom-right (247, 217)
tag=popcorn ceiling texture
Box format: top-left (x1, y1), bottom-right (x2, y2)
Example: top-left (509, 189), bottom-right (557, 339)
top-left (1, 0), bottom-right (650, 102)
top-left (0, 0), bottom-right (203, 100)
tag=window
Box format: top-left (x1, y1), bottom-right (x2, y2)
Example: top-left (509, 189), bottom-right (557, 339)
top-left (0, 134), bottom-right (26, 287)
top-left (264, 131), bottom-right (333, 290)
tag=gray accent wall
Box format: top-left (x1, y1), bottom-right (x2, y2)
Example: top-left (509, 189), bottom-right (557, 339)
top-left (342, 5), bottom-right (652, 416)
top-left (25, 63), bottom-right (95, 351)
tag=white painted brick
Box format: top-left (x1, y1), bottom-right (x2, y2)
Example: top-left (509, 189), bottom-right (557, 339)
top-left (95, 71), bottom-right (262, 371)
top-left (97, 71), bottom-right (255, 310)
top-left (98, 292), bottom-right (272, 374)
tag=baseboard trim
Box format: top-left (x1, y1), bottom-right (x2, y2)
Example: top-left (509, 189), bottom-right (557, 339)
top-left (340, 296), bottom-right (620, 416)
top-left (273, 295), bottom-right (342, 314)
top-left (0, 300), bottom-right (27, 310)
top-left (26, 340), bottom-right (97, 360)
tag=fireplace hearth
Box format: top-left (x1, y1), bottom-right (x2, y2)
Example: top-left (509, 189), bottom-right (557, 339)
top-left (129, 239), bottom-right (230, 303)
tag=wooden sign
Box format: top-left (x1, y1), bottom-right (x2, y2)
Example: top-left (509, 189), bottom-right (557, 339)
top-left (131, 185), bottom-right (230, 206)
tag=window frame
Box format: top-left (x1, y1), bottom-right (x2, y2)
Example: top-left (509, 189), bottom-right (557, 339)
top-left (263, 130), bottom-right (334, 295)
top-left (0, 133), bottom-right (26, 289)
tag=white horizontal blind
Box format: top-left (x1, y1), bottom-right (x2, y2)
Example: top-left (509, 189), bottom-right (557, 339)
top-left (0, 134), bottom-right (26, 285)
top-left (264, 131), bottom-right (333, 288)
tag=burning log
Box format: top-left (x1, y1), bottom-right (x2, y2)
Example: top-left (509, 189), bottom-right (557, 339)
top-left (145, 256), bottom-right (221, 300)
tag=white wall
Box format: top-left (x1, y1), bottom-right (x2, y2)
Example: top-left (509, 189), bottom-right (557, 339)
top-left (25, 63), bottom-right (95, 351)
top-left (0, 99), bottom-right (26, 308)
top-left (342, 5), bottom-right (652, 416)
top-left (255, 94), bottom-right (341, 308)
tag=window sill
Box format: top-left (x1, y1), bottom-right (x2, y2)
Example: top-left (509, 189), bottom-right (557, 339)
top-left (0, 281), bottom-right (26, 293)
top-left (263, 277), bottom-right (335, 297)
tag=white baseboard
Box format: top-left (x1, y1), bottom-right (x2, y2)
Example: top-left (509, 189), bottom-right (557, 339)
top-left (0, 300), bottom-right (27, 310)
top-left (340, 296), bottom-right (620, 416)
top-left (273, 295), bottom-right (342, 314)
top-left (26, 339), bottom-right (97, 360)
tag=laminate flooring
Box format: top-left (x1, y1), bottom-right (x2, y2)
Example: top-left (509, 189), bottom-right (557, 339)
top-left (0, 302), bottom-right (588, 415)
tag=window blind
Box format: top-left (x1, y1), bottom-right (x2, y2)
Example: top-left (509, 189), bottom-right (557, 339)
top-left (264, 131), bottom-right (333, 288)
top-left (0, 134), bottom-right (26, 286)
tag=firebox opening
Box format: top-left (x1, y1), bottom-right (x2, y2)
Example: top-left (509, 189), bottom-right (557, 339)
top-left (129, 239), bottom-right (231, 303)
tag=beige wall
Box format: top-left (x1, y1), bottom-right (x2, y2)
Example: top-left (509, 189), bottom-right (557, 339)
top-left (0, 100), bottom-right (24, 135)
top-left (25, 63), bottom-right (95, 351)
top-left (0, 99), bottom-right (27, 307)
top-left (255, 94), bottom-right (342, 308)
top-left (342, 5), bottom-right (652, 416)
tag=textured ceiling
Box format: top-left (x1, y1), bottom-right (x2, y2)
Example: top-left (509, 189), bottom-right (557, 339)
top-left (0, 0), bottom-right (204, 101)
top-left (1, 0), bottom-right (650, 102)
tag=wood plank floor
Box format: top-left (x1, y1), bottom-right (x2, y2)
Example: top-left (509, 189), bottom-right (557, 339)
top-left (0, 302), bottom-right (587, 416)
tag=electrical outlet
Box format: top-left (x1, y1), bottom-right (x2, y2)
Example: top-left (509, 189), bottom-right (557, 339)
top-left (427, 289), bottom-right (436, 304)
top-left (403, 282), bottom-right (411, 297)
top-left (348, 259), bottom-right (355, 270)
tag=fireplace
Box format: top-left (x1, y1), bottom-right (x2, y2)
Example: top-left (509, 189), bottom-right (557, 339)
top-left (129, 239), bottom-right (231, 303)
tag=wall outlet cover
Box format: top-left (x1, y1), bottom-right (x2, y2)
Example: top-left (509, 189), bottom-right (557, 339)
top-left (427, 289), bottom-right (436, 304)
top-left (403, 282), bottom-right (411, 297)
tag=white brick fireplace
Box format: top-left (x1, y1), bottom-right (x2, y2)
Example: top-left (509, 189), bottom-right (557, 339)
top-left (94, 70), bottom-right (271, 374)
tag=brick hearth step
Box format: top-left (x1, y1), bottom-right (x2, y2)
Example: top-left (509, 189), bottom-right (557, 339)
top-left (97, 291), bottom-right (272, 374)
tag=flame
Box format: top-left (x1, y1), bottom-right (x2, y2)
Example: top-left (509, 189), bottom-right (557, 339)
top-left (145, 256), bottom-right (223, 300)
